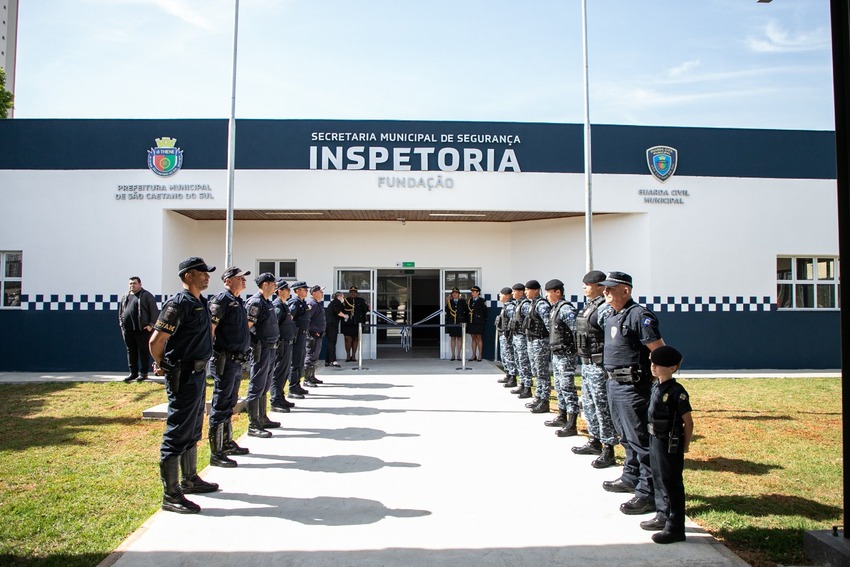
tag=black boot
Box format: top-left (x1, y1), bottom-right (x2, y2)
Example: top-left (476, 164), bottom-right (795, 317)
top-left (222, 419), bottom-right (249, 455)
top-left (209, 422), bottom-right (237, 468)
top-left (260, 394), bottom-right (280, 429)
top-left (517, 386), bottom-right (533, 399)
top-left (503, 376), bottom-right (517, 388)
top-left (555, 412), bottom-right (578, 436)
top-left (510, 383), bottom-right (524, 394)
top-left (497, 372), bottom-right (511, 384)
top-left (180, 446), bottom-right (219, 494)
top-left (247, 398), bottom-right (272, 438)
top-left (303, 366), bottom-right (319, 387)
top-left (525, 397), bottom-right (539, 408)
top-left (592, 444), bottom-right (616, 468)
top-left (530, 398), bottom-right (550, 413)
top-left (571, 438), bottom-right (603, 454)
top-left (160, 456), bottom-right (200, 514)
top-left (545, 409), bottom-right (568, 427)
top-left (270, 396), bottom-right (291, 413)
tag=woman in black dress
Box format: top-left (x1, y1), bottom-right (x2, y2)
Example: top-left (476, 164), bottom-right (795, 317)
top-left (467, 286), bottom-right (488, 361)
top-left (445, 288), bottom-right (468, 361)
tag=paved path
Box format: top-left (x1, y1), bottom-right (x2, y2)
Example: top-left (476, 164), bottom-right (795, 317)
top-left (4, 361), bottom-right (751, 567)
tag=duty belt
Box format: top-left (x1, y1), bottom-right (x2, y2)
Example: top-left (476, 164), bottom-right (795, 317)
top-left (608, 366), bottom-right (641, 384)
top-left (214, 350), bottom-right (249, 364)
top-left (180, 359), bottom-right (209, 373)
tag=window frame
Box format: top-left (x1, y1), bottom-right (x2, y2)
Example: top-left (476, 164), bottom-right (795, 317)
top-left (257, 259), bottom-right (297, 280)
top-left (0, 250), bottom-right (23, 309)
top-left (776, 255), bottom-right (840, 311)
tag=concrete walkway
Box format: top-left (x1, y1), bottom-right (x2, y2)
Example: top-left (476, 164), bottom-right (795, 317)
top-left (6, 362), bottom-right (753, 566)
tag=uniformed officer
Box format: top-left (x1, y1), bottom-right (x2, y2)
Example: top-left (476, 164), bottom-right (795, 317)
top-left (509, 283), bottom-right (533, 398)
top-left (304, 284), bottom-right (327, 387)
top-left (495, 287), bottom-right (517, 387)
top-left (445, 287), bottom-right (468, 361)
top-left (543, 279), bottom-right (579, 430)
top-left (207, 266), bottom-right (252, 468)
top-left (522, 280), bottom-right (552, 414)
top-left (467, 285), bottom-right (488, 361)
top-left (149, 256), bottom-right (217, 514)
top-left (644, 345), bottom-right (693, 544)
top-left (341, 286), bottom-right (369, 362)
top-left (244, 273), bottom-right (281, 438)
top-left (287, 281), bottom-right (311, 398)
top-left (270, 279), bottom-right (296, 413)
top-left (599, 271), bottom-right (665, 516)
top-left (572, 270), bottom-right (617, 468)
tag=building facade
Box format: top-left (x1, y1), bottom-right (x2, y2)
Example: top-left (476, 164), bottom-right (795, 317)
top-left (0, 118), bottom-right (838, 371)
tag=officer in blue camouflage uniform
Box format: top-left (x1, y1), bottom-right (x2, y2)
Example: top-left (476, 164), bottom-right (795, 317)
top-left (543, 279), bottom-right (579, 431)
top-left (149, 256), bottom-right (217, 514)
top-left (599, 271), bottom-right (665, 516)
top-left (207, 266), bottom-right (252, 468)
top-left (287, 282), bottom-right (311, 398)
top-left (508, 283), bottom-right (533, 399)
top-left (495, 287), bottom-right (517, 387)
top-left (245, 273), bottom-right (281, 438)
top-left (303, 284), bottom-right (327, 387)
top-left (572, 270), bottom-right (617, 467)
top-left (522, 280), bottom-right (552, 414)
top-left (270, 279), bottom-right (296, 413)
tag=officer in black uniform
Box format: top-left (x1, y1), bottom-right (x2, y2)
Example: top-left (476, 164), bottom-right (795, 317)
top-left (287, 281), bottom-right (311, 398)
top-left (644, 345), bottom-right (693, 544)
top-left (149, 256), bottom-right (217, 514)
top-left (207, 266), bottom-right (252, 468)
top-left (599, 271), bottom-right (665, 516)
top-left (245, 273), bottom-right (281, 438)
top-left (270, 279), bottom-right (296, 413)
top-left (304, 284), bottom-right (326, 387)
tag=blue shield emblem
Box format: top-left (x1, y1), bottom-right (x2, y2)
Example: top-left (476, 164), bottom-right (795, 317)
top-left (646, 146), bottom-right (678, 182)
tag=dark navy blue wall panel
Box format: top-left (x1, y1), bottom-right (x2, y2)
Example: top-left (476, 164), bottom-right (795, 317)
top-left (661, 310), bottom-right (840, 369)
top-left (0, 119), bottom-right (227, 170)
top-left (0, 311), bottom-right (126, 371)
top-left (0, 119), bottom-right (836, 178)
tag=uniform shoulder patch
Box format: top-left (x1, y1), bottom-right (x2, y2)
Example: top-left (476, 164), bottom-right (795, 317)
top-left (679, 393), bottom-right (688, 401)
top-left (642, 317), bottom-right (654, 327)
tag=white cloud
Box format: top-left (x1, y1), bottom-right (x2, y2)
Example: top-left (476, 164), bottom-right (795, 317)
top-left (149, 0), bottom-right (217, 31)
top-left (668, 59), bottom-right (701, 78)
top-left (747, 20), bottom-right (830, 53)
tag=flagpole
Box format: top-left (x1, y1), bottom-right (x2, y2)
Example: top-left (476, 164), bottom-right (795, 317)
top-left (581, 0), bottom-right (593, 272)
top-left (225, 0), bottom-right (240, 267)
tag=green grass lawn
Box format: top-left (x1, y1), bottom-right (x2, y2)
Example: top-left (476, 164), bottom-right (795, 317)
top-left (0, 376), bottom-right (843, 567)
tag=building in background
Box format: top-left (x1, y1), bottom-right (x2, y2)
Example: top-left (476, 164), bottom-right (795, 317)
top-left (0, 118), bottom-right (838, 371)
top-left (1, 0), bottom-right (18, 115)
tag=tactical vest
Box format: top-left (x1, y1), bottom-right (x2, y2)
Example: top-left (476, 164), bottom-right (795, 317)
top-left (549, 300), bottom-right (576, 355)
top-left (522, 297), bottom-right (548, 339)
top-left (575, 295), bottom-right (606, 363)
top-left (496, 306), bottom-right (509, 334)
top-left (510, 298), bottom-right (529, 333)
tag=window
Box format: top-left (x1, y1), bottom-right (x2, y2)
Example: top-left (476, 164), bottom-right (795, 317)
top-left (776, 256), bottom-right (839, 309)
top-left (257, 259), bottom-right (296, 280)
top-left (444, 270), bottom-right (477, 292)
top-left (1, 251), bottom-right (22, 308)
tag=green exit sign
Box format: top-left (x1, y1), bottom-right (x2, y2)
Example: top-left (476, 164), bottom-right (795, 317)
top-left (396, 261), bottom-right (415, 268)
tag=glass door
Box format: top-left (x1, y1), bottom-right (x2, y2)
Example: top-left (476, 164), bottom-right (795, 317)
top-left (336, 268), bottom-right (376, 360)
top-left (439, 268), bottom-right (480, 359)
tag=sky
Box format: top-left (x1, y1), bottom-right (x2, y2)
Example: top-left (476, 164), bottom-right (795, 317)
top-left (11, 0), bottom-right (836, 130)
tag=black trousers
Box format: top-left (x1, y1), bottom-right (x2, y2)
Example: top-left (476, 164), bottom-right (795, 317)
top-left (325, 326), bottom-right (339, 363)
top-left (289, 332), bottom-right (308, 386)
top-left (122, 328), bottom-right (152, 377)
top-left (209, 353), bottom-right (243, 426)
top-left (271, 339), bottom-right (293, 404)
top-left (607, 378), bottom-right (654, 501)
top-left (650, 435), bottom-right (686, 533)
top-left (160, 368), bottom-right (206, 461)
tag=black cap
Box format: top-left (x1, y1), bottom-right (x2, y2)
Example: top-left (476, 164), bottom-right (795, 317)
top-left (544, 278), bottom-right (564, 291)
top-left (500, 287), bottom-right (513, 295)
top-left (178, 257), bottom-right (216, 277)
top-left (471, 286), bottom-right (481, 292)
top-left (292, 281), bottom-right (308, 290)
top-left (511, 283), bottom-right (525, 291)
top-left (451, 287), bottom-right (460, 293)
top-left (275, 279), bottom-right (290, 291)
top-left (651, 345), bottom-right (683, 367)
top-left (600, 271), bottom-right (633, 287)
top-left (254, 273), bottom-right (276, 286)
top-left (525, 279), bottom-right (540, 290)
top-left (310, 284), bottom-right (325, 294)
top-left (221, 266), bottom-right (251, 281)
top-left (349, 286), bottom-right (358, 292)
top-left (583, 270), bottom-right (607, 285)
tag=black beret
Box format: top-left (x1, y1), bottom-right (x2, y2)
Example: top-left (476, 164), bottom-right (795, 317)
top-left (511, 283), bottom-right (525, 291)
top-left (651, 345), bottom-right (683, 367)
top-left (525, 279), bottom-right (540, 290)
top-left (544, 278), bottom-right (564, 290)
top-left (500, 287), bottom-right (513, 295)
top-left (583, 270), bottom-right (607, 285)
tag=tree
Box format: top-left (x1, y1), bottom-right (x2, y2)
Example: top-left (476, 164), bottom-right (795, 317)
top-left (0, 68), bottom-right (14, 119)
